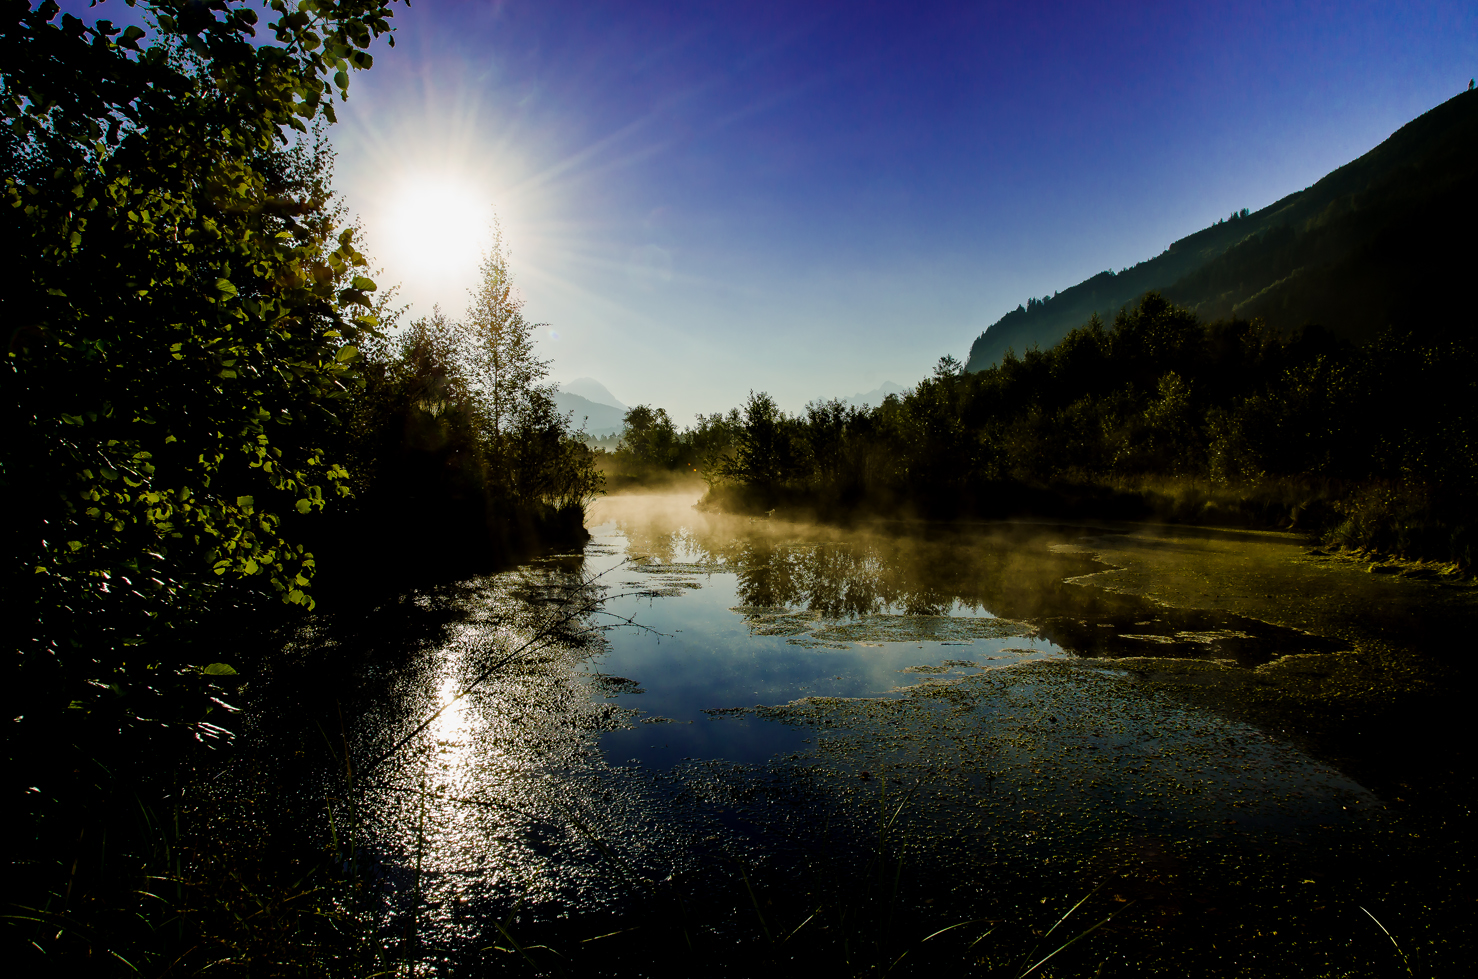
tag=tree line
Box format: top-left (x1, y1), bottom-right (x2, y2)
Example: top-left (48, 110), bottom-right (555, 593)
top-left (313, 225), bottom-right (601, 595)
top-left (612, 293), bottom-right (1477, 566)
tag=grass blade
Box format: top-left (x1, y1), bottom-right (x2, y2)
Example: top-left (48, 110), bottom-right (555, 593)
top-left (1017, 900), bottom-right (1136, 978)
top-left (738, 862), bottom-right (774, 943)
top-left (1360, 906), bottom-right (1414, 977)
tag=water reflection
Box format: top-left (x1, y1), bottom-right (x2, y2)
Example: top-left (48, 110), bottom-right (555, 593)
top-left (239, 493), bottom-right (1443, 973)
top-left (335, 566), bottom-right (673, 967)
top-left (429, 675), bottom-right (469, 752)
top-left (584, 506), bottom-right (1073, 770)
top-left (592, 495), bottom-right (1339, 669)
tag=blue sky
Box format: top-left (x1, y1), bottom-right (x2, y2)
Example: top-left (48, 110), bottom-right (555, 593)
top-left (65, 0), bottom-right (1478, 419)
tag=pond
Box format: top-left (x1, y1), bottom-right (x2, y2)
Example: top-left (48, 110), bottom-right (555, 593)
top-left (243, 493), bottom-right (1476, 975)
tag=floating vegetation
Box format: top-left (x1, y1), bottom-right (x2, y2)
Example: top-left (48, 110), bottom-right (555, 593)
top-left (809, 613), bottom-right (1036, 646)
top-left (731, 605), bottom-right (825, 637)
top-left (630, 559), bottom-right (728, 576)
top-left (1118, 629), bottom-right (1255, 644)
top-left (728, 607), bottom-right (1037, 651)
top-left (588, 674), bottom-right (646, 696)
top-left (194, 497), bottom-right (1478, 974)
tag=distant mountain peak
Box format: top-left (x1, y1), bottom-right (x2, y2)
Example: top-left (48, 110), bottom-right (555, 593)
top-left (559, 377), bottom-right (627, 410)
top-left (550, 389), bottom-right (627, 438)
top-left (841, 381), bottom-right (907, 407)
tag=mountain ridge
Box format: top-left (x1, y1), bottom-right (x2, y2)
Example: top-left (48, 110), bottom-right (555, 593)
top-left (965, 88), bottom-right (1478, 371)
top-left (551, 392), bottom-right (625, 437)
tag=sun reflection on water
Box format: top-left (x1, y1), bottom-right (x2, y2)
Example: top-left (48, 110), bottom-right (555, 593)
top-left (429, 673), bottom-right (471, 753)
top-left (339, 495), bottom-right (1409, 967)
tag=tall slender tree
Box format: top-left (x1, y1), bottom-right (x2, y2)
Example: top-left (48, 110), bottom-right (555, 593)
top-left (462, 223), bottom-right (550, 448)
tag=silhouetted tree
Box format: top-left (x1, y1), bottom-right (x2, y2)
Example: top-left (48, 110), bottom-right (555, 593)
top-left (464, 224), bottom-right (551, 447)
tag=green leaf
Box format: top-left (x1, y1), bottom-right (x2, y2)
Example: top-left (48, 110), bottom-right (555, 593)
top-left (335, 344), bottom-right (359, 362)
top-left (351, 275), bottom-right (376, 292)
top-left (201, 662), bottom-right (238, 676)
top-left (11, 0), bottom-right (398, 743)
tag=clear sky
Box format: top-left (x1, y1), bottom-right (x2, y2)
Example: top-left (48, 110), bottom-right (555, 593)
top-left (70, 0), bottom-right (1478, 420)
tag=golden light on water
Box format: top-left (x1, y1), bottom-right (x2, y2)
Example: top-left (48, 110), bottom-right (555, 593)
top-left (430, 671), bottom-right (471, 750)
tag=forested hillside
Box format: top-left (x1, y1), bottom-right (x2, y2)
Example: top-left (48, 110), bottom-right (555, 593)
top-left (965, 88), bottom-right (1478, 370)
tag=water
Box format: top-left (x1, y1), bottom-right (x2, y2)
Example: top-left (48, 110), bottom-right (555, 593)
top-left (239, 493), bottom-right (1474, 973)
top-left (585, 502), bottom-right (1066, 769)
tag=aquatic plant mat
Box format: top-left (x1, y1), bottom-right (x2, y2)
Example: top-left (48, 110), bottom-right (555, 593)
top-left (220, 496), bottom-right (1476, 975)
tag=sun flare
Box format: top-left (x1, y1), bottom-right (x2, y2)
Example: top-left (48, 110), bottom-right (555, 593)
top-left (380, 174), bottom-right (491, 282)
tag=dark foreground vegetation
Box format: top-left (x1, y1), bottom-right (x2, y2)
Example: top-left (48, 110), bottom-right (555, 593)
top-left (310, 236), bottom-right (602, 599)
top-left (4, 1), bottom-right (596, 971)
top-left (614, 293), bottom-right (1477, 569)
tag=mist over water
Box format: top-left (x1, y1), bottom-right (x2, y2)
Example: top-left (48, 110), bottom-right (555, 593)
top-left (225, 491), bottom-right (1478, 972)
top-left (586, 494), bottom-right (1067, 769)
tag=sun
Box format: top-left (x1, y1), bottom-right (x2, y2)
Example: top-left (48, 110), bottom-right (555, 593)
top-left (379, 174), bottom-right (491, 283)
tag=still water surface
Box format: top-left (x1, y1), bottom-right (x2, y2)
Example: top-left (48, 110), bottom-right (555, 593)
top-left (255, 494), bottom-right (1467, 972)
